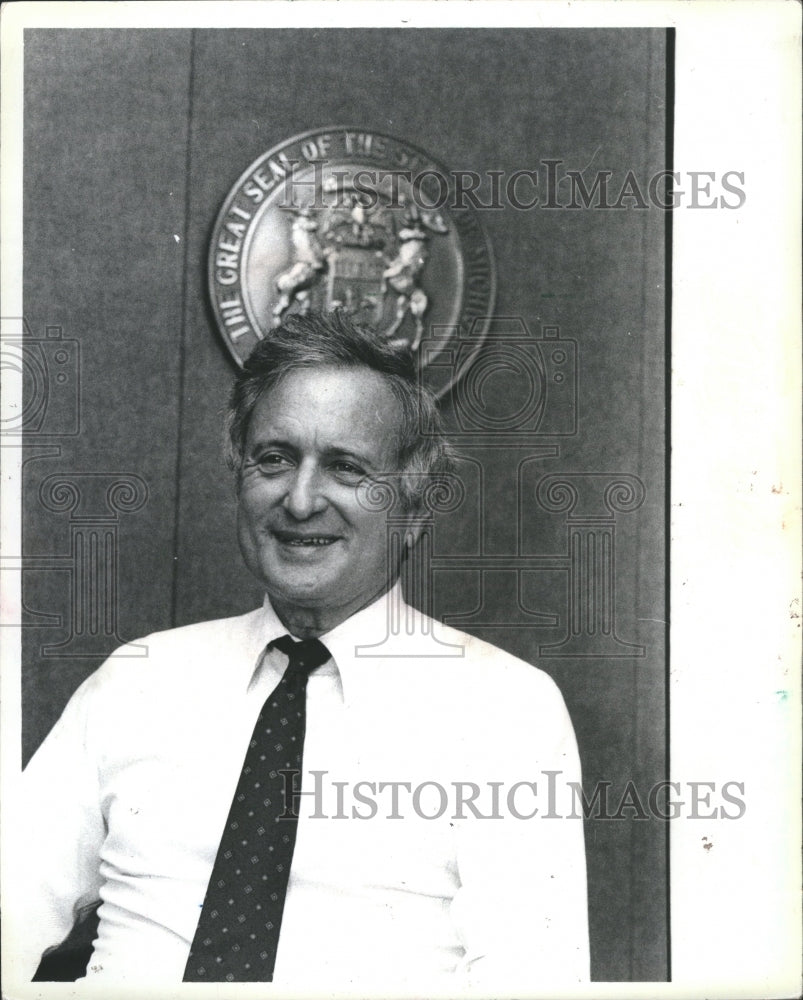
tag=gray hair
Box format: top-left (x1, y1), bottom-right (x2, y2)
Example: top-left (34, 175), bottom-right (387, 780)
top-left (225, 311), bottom-right (454, 511)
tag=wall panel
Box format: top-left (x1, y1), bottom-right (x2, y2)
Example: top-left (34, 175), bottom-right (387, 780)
top-left (22, 29), bottom-right (193, 755)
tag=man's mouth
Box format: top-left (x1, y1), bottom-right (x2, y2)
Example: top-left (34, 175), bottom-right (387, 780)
top-left (272, 530), bottom-right (340, 547)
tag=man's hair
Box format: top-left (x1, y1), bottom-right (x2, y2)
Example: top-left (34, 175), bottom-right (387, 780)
top-left (225, 310), bottom-right (453, 511)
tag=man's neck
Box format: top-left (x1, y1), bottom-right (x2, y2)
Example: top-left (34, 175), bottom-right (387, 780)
top-left (269, 582), bottom-right (394, 639)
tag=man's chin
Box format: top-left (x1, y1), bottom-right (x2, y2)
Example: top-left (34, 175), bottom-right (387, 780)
top-left (261, 568), bottom-right (340, 609)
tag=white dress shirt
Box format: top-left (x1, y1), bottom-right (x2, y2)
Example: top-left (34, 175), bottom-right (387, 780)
top-left (14, 586), bottom-right (589, 994)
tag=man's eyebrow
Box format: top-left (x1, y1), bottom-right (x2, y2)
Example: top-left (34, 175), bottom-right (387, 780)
top-left (246, 435), bottom-right (293, 451)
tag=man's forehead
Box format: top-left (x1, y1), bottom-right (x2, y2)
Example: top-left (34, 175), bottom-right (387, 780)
top-left (247, 365), bottom-right (404, 456)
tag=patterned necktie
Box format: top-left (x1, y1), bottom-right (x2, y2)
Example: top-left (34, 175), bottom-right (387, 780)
top-left (184, 635), bottom-right (331, 982)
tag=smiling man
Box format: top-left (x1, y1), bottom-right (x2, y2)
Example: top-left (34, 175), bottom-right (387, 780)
top-left (18, 311), bottom-right (589, 992)
top-left (235, 363), bottom-right (411, 636)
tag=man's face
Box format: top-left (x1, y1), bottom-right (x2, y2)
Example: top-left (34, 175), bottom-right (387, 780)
top-left (237, 365), bottom-right (410, 624)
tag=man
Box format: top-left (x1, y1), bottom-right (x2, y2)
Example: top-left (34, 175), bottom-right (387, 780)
top-left (16, 311), bottom-right (589, 992)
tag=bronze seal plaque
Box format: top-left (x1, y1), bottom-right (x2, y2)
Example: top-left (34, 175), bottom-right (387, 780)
top-left (209, 127), bottom-right (495, 397)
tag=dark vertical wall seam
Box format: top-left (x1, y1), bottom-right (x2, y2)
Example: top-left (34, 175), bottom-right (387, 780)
top-left (170, 29), bottom-right (197, 629)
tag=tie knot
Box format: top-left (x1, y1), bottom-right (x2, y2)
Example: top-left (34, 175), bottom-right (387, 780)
top-left (268, 634), bottom-right (331, 674)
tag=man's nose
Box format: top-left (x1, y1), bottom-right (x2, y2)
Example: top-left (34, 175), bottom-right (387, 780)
top-left (282, 464), bottom-right (327, 519)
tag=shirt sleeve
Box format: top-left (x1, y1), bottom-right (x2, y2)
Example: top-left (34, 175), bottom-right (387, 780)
top-left (10, 672), bottom-right (108, 983)
top-left (448, 669), bottom-right (590, 990)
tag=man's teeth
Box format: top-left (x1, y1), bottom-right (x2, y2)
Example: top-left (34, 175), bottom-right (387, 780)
top-left (285, 537), bottom-right (334, 546)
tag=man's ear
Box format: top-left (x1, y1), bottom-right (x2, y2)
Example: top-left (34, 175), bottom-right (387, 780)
top-left (402, 509), bottom-right (427, 550)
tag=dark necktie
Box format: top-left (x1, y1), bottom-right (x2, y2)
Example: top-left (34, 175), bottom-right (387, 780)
top-left (184, 635), bottom-right (331, 982)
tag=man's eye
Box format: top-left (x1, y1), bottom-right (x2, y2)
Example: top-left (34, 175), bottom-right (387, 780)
top-left (255, 453), bottom-right (291, 471)
top-left (332, 461), bottom-right (365, 478)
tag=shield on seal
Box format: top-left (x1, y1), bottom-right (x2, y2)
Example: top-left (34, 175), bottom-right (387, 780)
top-left (312, 187), bottom-right (397, 328)
top-left (324, 246), bottom-right (386, 328)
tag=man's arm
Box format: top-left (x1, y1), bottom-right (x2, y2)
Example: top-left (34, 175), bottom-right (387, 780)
top-left (448, 670), bottom-right (590, 989)
top-left (11, 675), bottom-right (107, 983)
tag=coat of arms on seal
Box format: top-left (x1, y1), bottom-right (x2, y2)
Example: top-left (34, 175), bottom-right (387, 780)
top-left (208, 128), bottom-right (495, 397)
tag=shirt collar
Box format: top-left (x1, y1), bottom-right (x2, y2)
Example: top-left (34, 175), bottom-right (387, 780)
top-left (244, 583), bottom-right (410, 704)
top-left (237, 598), bottom-right (292, 692)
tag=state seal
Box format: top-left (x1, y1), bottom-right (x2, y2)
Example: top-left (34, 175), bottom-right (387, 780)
top-left (208, 127), bottom-right (495, 397)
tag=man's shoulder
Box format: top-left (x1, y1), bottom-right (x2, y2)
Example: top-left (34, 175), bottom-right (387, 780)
top-left (131, 607), bottom-right (265, 654)
top-left (85, 607), bottom-right (266, 691)
top-left (387, 615), bottom-right (576, 755)
top-left (394, 610), bottom-right (564, 702)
